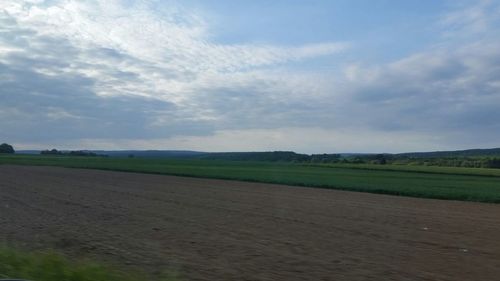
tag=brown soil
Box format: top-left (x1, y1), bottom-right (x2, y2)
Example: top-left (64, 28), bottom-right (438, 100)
top-left (1, 165), bottom-right (500, 281)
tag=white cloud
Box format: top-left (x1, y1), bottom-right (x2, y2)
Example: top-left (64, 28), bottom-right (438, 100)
top-left (1, 0), bottom-right (347, 100)
top-left (440, 0), bottom-right (500, 37)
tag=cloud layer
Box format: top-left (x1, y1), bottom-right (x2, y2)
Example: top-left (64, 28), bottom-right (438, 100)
top-left (1, 0), bottom-right (500, 152)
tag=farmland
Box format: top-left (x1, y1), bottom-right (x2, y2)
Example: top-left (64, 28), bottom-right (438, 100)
top-left (1, 165), bottom-right (500, 281)
top-left (1, 154), bottom-right (500, 202)
top-left (2, 154), bottom-right (500, 279)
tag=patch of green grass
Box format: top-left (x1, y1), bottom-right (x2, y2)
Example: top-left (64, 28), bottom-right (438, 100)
top-left (1, 154), bottom-right (500, 203)
top-left (304, 162), bottom-right (500, 177)
top-left (0, 246), bottom-right (180, 281)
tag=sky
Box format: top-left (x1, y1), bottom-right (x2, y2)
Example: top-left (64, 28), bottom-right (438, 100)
top-left (1, 0), bottom-right (500, 153)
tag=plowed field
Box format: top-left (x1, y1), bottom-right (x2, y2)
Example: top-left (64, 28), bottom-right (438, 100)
top-left (1, 165), bottom-right (499, 281)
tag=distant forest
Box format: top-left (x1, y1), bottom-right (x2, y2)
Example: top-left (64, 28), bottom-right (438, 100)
top-left (198, 150), bottom-right (500, 169)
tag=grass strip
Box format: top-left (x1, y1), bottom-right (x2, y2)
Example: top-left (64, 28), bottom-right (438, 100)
top-left (0, 246), bottom-right (180, 281)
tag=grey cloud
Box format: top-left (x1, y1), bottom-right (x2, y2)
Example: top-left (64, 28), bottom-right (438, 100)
top-left (0, 11), bottom-right (218, 146)
top-left (166, 40), bottom-right (500, 139)
top-left (343, 43), bottom-right (500, 135)
top-left (0, 60), bottom-right (215, 143)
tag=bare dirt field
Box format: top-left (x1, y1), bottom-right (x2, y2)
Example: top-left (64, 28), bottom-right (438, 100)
top-left (1, 165), bottom-right (500, 281)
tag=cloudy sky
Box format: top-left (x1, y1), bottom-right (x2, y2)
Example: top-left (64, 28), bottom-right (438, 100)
top-left (1, 0), bottom-right (500, 153)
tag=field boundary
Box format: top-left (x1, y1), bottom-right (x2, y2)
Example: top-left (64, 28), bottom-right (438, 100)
top-left (1, 155), bottom-right (500, 203)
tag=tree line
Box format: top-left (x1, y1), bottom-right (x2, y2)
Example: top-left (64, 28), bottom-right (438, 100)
top-left (0, 143), bottom-right (15, 154)
top-left (337, 154), bottom-right (500, 169)
top-left (40, 149), bottom-right (103, 157)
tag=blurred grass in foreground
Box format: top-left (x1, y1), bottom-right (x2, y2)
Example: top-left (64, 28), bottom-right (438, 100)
top-left (0, 247), bottom-right (180, 281)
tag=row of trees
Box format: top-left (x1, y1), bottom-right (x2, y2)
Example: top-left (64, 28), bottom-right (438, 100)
top-left (40, 149), bottom-right (100, 157)
top-left (342, 155), bottom-right (500, 169)
top-left (199, 151), bottom-right (500, 168)
top-left (393, 157), bottom-right (500, 169)
top-left (1, 144), bottom-right (106, 157)
top-left (200, 152), bottom-right (344, 162)
top-left (0, 143), bottom-right (15, 154)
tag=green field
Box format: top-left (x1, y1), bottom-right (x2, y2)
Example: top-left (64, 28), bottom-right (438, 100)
top-left (1, 154), bottom-right (500, 203)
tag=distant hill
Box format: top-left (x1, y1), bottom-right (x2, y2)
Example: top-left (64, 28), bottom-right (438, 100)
top-left (199, 151), bottom-right (311, 162)
top-left (395, 148), bottom-right (500, 158)
top-left (92, 150), bottom-right (207, 158)
top-left (16, 150), bottom-right (41, 155)
top-left (16, 150), bottom-right (207, 158)
top-left (15, 147), bottom-right (500, 161)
